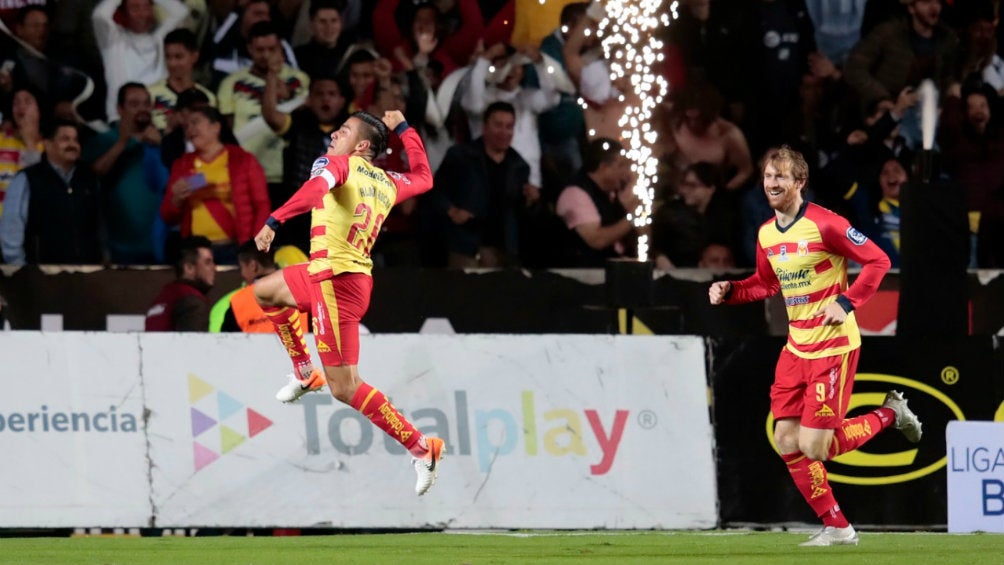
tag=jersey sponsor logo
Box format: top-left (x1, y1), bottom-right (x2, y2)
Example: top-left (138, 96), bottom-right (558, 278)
top-left (846, 227), bottom-right (868, 245)
top-left (814, 405), bottom-right (835, 418)
top-left (784, 295), bottom-right (810, 306)
top-left (310, 157), bottom-right (329, 178)
top-left (386, 170), bottom-right (410, 184)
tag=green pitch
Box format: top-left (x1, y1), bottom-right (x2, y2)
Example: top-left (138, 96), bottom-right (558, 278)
top-left (1, 531), bottom-right (1001, 565)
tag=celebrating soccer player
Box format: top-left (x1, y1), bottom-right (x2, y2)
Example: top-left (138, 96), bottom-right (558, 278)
top-left (251, 110), bottom-right (444, 496)
top-left (709, 146), bottom-right (923, 546)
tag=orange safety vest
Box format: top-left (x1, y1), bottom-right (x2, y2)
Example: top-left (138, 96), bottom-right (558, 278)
top-left (229, 285), bottom-right (273, 333)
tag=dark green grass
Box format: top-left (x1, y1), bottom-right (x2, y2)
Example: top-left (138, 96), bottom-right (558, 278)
top-left (1, 531), bottom-right (1002, 565)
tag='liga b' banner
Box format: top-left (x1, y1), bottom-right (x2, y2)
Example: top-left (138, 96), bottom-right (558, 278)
top-left (710, 336), bottom-right (1004, 526)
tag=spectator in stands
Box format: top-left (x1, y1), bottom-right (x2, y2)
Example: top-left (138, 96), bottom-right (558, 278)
top-left (289, 0), bottom-right (366, 47)
top-left (461, 42), bottom-right (560, 192)
top-left (537, 2), bottom-right (589, 197)
top-left (373, 0), bottom-right (482, 76)
top-left (0, 86), bottom-right (44, 220)
top-left (668, 80), bottom-right (755, 191)
top-left (805, 0), bottom-right (866, 67)
top-left (145, 235), bottom-right (215, 331)
top-left (561, 1), bottom-right (629, 141)
top-left (844, 0), bottom-right (960, 131)
top-left (262, 71), bottom-right (347, 253)
top-left (148, 28), bottom-right (217, 133)
top-left (83, 82), bottom-right (166, 264)
top-left (340, 48), bottom-right (392, 114)
top-left (210, 0), bottom-right (299, 88)
top-left (698, 242), bottom-right (736, 270)
top-left (554, 137), bottom-right (641, 267)
top-left (651, 161), bottom-right (738, 269)
top-left (423, 100), bottom-right (535, 267)
top-left (219, 239), bottom-right (279, 332)
top-left (160, 106), bottom-right (270, 265)
top-left (956, 2), bottom-right (1004, 95)
top-left (2, 6), bottom-right (96, 124)
top-left (0, 119), bottom-right (103, 265)
top-left (863, 157), bottom-right (905, 268)
top-left (294, 0), bottom-right (356, 80)
top-left (741, 0), bottom-right (817, 155)
top-left (217, 21), bottom-right (310, 194)
top-left (938, 80), bottom-right (1004, 268)
top-left (91, 0), bottom-right (189, 121)
top-left (665, 0), bottom-right (750, 122)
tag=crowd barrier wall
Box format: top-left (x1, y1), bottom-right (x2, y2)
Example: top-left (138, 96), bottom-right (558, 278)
top-left (0, 332), bottom-right (717, 530)
top-left (1, 266), bottom-right (1003, 336)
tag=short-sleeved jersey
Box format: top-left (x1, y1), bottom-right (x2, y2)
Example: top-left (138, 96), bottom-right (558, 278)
top-left (269, 127), bottom-right (434, 280)
top-left (727, 202), bottom-right (891, 359)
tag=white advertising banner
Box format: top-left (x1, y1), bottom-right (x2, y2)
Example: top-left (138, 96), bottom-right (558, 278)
top-left (1, 333), bottom-right (716, 529)
top-left (0, 332), bottom-right (150, 527)
top-left (947, 421), bottom-right (1004, 533)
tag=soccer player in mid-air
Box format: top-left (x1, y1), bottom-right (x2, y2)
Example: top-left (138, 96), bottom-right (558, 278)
top-left (709, 146), bottom-right (923, 546)
top-left (252, 109), bottom-right (444, 496)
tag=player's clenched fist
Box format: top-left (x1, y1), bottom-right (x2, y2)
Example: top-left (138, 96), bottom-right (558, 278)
top-left (382, 110), bottom-right (405, 131)
top-left (255, 225), bottom-right (275, 252)
top-left (708, 281), bottom-right (732, 305)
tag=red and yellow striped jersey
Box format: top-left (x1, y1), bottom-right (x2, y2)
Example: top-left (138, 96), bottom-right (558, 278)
top-left (270, 127), bottom-right (433, 280)
top-left (727, 202), bottom-right (891, 359)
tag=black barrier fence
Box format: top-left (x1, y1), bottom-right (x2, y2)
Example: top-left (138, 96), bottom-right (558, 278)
top-left (710, 336), bottom-right (1004, 527)
top-left (3, 266), bottom-right (1003, 334)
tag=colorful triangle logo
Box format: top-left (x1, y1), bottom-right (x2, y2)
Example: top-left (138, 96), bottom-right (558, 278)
top-left (190, 407), bottom-right (217, 437)
top-left (193, 441), bottom-right (219, 471)
top-left (247, 408), bottom-right (273, 438)
top-left (188, 374), bottom-right (214, 403)
top-left (220, 425), bottom-right (246, 454)
top-left (217, 391), bottom-right (243, 421)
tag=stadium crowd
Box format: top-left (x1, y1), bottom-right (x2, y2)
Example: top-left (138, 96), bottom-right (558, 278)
top-left (0, 0), bottom-right (1003, 275)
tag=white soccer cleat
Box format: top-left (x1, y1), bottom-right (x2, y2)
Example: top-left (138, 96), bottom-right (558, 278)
top-left (883, 390), bottom-right (923, 443)
top-left (799, 525), bottom-right (859, 546)
top-left (275, 369), bottom-right (326, 403)
top-left (412, 437), bottom-right (445, 496)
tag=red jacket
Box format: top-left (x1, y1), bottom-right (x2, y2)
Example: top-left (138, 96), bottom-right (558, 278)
top-left (160, 145), bottom-right (271, 244)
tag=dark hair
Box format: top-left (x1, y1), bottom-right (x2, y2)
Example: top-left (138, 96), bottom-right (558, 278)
top-left (684, 161), bottom-right (723, 189)
top-left (350, 111), bottom-right (389, 158)
top-left (7, 84), bottom-right (47, 128)
top-left (560, 2), bottom-right (589, 26)
top-left (310, 0), bottom-right (346, 18)
top-left (175, 236), bottom-right (213, 277)
top-left (174, 87), bottom-right (210, 110)
top-left (483, 100), bottom-right (515, 123)
top-left (237, 239), bottom-right (275, 269)
top-left (344, 48), bottom-right (376, 69)
top-left (14, 5), bottom-right (47, 26)
top-left (116, 82), bottom-right (147, 107)
top-left (164, 27), bottom-right (198, 51)
top-left (247, 20), bottom-right (280, 42)
top-left (42, 118), bottom-right (78, 140)
top-left (582, 137), bottom-right (623, 173)
top-left (188, 106), bottom-right (224, 124)
top-left (672, 79), bottom-right (723, 123)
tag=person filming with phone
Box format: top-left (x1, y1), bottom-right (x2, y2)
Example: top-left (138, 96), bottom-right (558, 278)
top-left (160, 106), bottom-right (271, 264)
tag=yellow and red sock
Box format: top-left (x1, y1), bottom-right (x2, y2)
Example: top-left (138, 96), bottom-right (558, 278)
top-left (783, 451), bottom-right (849, 528)
top-left (263, 306), bottom-right (311, 375)
top-left (351, 382), bottom-right (425, 457)
top-left (828, 407), bottom-right (895, 459)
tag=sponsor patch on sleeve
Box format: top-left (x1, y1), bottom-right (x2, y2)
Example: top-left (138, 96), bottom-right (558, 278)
top-left (309, 157), bottom-right (329, 178)
top-left (846, 226), bottom-right (868, 245)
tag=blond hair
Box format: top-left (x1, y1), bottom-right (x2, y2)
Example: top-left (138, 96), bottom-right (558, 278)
top-left (760, 145), bottom-right (809, 185)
